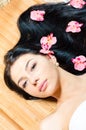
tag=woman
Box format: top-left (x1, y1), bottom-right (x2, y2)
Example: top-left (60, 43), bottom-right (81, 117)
top-left (4, 1), bottom-right (86, 130)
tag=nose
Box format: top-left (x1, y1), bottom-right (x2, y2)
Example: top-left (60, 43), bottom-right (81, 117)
top-left (28, 75), bottom-right (39, 86)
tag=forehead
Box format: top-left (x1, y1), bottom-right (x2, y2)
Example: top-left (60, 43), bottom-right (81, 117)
top-left (15, 53), bottom-right (37, 62)
top-left (11, 53), bottom-right (41, 69)
top-left (13, 53), bottom-right (40, 67)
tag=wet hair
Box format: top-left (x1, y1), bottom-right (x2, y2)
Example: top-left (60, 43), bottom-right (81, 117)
top-left (4, 2), bottom-right (86, 100)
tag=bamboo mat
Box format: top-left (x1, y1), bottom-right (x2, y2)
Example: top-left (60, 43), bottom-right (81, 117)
top-left (0, 0), bottom-right (10, 7)
top-left (0, 0), bottom-right (58, 130)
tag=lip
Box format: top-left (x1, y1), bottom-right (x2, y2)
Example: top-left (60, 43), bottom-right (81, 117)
top-left (39, 79), bottom-right (47, 92)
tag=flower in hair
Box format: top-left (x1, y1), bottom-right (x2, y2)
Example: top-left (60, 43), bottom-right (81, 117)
top-left (72, 55), bottom-right (86, 71)
top-left (66, 21), bottom-right (83, 33)
top-left (40, 33), bottom-right (57, 55)
top-left (70, 0), bottom-right (86, 9)
top-left (30, 10), bottom-right (45, 21)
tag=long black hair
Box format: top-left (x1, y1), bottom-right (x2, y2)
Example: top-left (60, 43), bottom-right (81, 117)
top-left (4, 2), bottom-right (86, 99)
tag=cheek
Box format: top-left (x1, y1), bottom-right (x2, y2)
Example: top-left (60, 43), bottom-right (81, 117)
top-left (49, 71), bottom-right (59, 87)
top-left (42, 62), bottom-right (55, 74)
top-left (48, 66), bottom-right (59, 89)
top-left (48, 64), bottom-right (58, 79)
top-left (25, 86), bottom-right (38, 97)
top-left (42, 63), bottom-right (58, 84)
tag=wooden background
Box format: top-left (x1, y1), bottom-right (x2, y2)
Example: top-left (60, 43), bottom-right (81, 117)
top-left (0, 0), bottom-right (62, 129)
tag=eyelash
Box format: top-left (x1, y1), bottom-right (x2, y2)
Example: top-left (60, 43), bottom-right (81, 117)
top-left (31, 63), bottom-right (36, 71)
top-left (23, 80), bottom-right (27, 88)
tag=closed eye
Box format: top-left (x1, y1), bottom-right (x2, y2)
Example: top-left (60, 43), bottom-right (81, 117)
top-left (31, 63), bottom-right (36, 71)
top-left (23, 80), bottom-right (27, 88)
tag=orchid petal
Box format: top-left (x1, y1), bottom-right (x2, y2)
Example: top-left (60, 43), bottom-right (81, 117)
top-left (30, 10), bottom-right (45, 21)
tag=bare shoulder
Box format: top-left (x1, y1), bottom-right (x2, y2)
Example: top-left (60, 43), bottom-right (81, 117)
top-left (40, 99), bottom-right (78, 130)
top-left (40, 112), bottom-right (64, 130)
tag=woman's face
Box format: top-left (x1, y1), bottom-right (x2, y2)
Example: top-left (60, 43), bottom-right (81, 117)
top-left (10, 53), bottom-right (60, 98)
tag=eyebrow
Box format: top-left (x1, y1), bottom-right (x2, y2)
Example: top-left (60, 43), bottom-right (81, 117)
top-left (17, 59), bottom-right (33, 85)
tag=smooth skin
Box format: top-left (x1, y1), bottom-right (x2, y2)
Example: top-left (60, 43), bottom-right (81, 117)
top-left (10, 53), bottom-right (86, 130)
top-left (10, 53), bottom-right (60, 98)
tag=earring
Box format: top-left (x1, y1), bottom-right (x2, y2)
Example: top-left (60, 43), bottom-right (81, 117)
top-left (56, 62), bottom-right (59, 67)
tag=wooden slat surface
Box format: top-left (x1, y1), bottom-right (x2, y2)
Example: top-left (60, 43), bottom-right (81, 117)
top-left (0, 0), bottom-right (58, 130)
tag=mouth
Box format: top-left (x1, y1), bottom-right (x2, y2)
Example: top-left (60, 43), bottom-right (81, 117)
top-left (39, 79), bottom-right (48, 92)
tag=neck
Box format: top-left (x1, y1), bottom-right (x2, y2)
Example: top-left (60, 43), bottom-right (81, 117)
top-left (52, 67), bottom-right (86, 101)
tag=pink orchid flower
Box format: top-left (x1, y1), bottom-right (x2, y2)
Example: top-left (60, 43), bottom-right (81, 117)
top-left (40, 33), bottom-right (57, 55)
top-left (72, 55), bottom-right (86, 71)
top-left (70, 0), bottom-right (86, 9)
top-left (66, 21), bottom-right (83, 33)
top-left (30, 10), bottom-right (45, 21)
